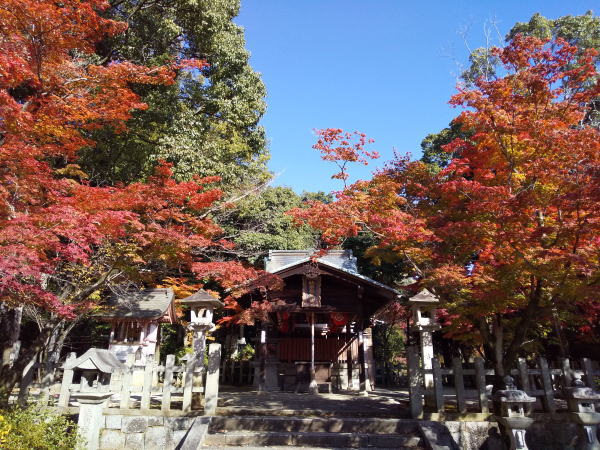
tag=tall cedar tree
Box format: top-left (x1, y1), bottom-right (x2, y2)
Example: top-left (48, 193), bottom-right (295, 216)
top-left (78, 0), bottom-right (270, 190)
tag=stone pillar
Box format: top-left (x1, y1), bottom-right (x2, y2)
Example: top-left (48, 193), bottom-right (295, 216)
top-left (357, 327), bottom-right (371, 395)
top-left (349, 362), bottom-right (360, 391)
top-left (264, 361), bottom-right (280, 391)
top-left (204, 343), bottom-right (221, 415)
top-left (257, 325), bottom-right (267, 392)
top-left (308, 312), bottom-right (318, 394)
top-left (336, 362), bottom-right (348, 390)
top-left (420, 329), bottom-right (434, 388)
top-left (253, 325), bottom-right (278, 392)
top-left (72, 392), bottom-right (112, 450)
top-left (346, 334), bottom-right (354, 390)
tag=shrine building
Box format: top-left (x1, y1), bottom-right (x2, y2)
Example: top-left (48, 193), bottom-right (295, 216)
top-left (240, 249), bottom-right (399, 393)
top-left (98, 288), bottom-right (177, 363)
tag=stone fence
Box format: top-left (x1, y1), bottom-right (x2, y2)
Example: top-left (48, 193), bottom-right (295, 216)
top-left (407, 345), bottom-right (600, 419)
top-left (52, 343), bottom-right (221, 449)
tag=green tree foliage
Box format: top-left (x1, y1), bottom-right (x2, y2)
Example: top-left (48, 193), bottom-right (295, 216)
top-left (508, 11), bottom-right (600, 50)
top-left (218, 187), bottom-right (322, 263)
top-left (463, 11), bottom-right (600, 85)
top-left (372, 323), bottom-right (405, 365)
top-left (80, 0), bottom-right (269, 189)
top-left (343, 233), bottom-right (413, 287)
top-left (422, 12), bottom-right (600, 170)
top-left (420, 121), bottom-right (470, 171)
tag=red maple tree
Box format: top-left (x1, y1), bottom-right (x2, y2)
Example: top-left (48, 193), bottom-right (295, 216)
top-left (291, 36), bottom-right (600, 373)
top-left (0, 0), bottom-right (258, 397)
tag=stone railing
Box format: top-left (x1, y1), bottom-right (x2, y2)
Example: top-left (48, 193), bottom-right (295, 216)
top-left (58, 343), bottom-right (221, 416)
top-left (407, 345), bottom-right (600, 419)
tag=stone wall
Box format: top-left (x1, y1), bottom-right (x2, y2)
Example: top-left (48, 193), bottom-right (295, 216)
top-left (419, 420), bottom-right (504, 450)
top-left (526, 416), bottom-right (598, 450)
top-left (420, 418), bottom-right (600, 450)
top-left (98, 414), bottom-right (197, 450)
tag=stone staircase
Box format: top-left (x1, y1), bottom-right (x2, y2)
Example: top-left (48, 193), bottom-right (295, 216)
top-left (203, 415), bottom-right (426, 449)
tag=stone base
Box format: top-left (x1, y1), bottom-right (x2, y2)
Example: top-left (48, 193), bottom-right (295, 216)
top-left (252, 361), bottom-right (280, 391)
top-left (99, 415), bottom-right (198, 450)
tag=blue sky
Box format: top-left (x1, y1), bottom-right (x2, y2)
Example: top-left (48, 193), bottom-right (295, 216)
top-left (236, 1), bottom-right (594, 193)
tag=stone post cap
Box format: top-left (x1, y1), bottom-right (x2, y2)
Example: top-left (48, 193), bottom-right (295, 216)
top-left (492, 376), bottom-right (536, 403)
top-left (64, 348), bottom-right (126, 373)
top-left (70, 391), bottom-right (113, 404)
top-left (564, 374), bottom-right (600, 400)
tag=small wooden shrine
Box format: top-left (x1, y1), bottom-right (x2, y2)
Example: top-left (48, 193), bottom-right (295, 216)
top-left (98, 288), bottom-right (177, 363)
top-left (239, 250), bottom-right (398, 392)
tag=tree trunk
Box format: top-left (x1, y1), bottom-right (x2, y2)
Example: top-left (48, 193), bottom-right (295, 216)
top-left (38, 320), bottom-right (78, 395)
top-left (0, 330), bottom-right (46, 406)
top-left (0, 305), bottom-right (23, 367)
top-left (0, 318), bottom-right (78, 406)
top-left (478, 282), bottom-right (544, 394)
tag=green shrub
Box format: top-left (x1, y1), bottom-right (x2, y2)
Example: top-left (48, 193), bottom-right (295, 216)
top-left (0, 404), bottom-right (82, 449)
top-left (232, 344), bottom-right (255, 361)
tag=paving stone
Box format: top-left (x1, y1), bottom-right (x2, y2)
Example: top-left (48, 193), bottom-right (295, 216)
top-left (122, 416), bottom-right (148, 433)
top-left (99, 429), bottom-right (125, 450)
top-left (368, 433), bottom-right (423, 448)
top-left (147, 416), bottom-right (164, 427)
top-left (124, 432), bottom-right (144, 450)
top-left (173, 429), bottom-right (188, 446)
top-left (104, 415), bottom-right (122, 430)
top-left (215, 389), bottom-right (410, 419)
top-left (178, 417), bottom-right (211, 450)
top-left (166, 416), bottom-right (195, 430)
top-left (460, 422), bottom-right (498, 450)
top-left (145, 425), bottom-right (174, 449)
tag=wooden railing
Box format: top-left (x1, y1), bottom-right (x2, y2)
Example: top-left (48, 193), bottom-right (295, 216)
top-left (277, 337), bottom-right (354, 362)
top-left (406, 345), bottom-right (600, 419)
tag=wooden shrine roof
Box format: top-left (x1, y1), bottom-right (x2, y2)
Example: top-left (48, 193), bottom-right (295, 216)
top-left (265, 251), bottom-right (401, 320)
top-left (273, 258), bottom-right (398, 297)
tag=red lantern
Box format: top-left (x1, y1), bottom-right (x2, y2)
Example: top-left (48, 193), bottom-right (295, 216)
top-left (329, 312), bottom-right (348, 333)
top-left (277, 312), bottom-right (290, 333)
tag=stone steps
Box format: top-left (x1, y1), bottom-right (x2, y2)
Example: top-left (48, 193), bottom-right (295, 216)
top-left (214, 407), bottom-right (407, 419)
top-left (203, 415), bottom-right (425, 449)
top-left (210, 415), bottom-right (421, 434)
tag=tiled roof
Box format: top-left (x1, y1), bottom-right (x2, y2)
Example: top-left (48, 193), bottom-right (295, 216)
top-left (264, 249), bottom-right (357, 272)
top-left (98, 288), bottom-right (174, 320)
top-left (268, 254), bottom-right (400, 296)
top-left (64, 348), bottom-right (125, 372)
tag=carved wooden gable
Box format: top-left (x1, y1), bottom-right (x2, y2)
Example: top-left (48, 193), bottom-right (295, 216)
top-left (301, 264), bottom-right (321, 307)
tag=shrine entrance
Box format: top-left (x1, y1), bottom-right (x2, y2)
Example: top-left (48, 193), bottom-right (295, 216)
top-left (229, 250), bottom-right (399, 394)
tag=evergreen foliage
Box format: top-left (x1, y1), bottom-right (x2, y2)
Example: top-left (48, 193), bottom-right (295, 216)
top-left (80, 0), bottom-right (270, 190)
top-left (0, 404), bottom-right (81, 449)
top-left (218, 187), bottom-right (321, 263)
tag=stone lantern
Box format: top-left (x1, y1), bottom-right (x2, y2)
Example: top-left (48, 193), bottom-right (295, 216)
top-left (64, 348), bottom-right (125, 450)
top-left (66, 348), bottom-right (125, 393)
top-left (180, 290), bottom-right (224, 357)
top-left (408, 289), bottom-right (440, 388)
top-left (492, 376), bottom-right (536, 450)
top-left (564, 375), bottom-right (600, 450)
